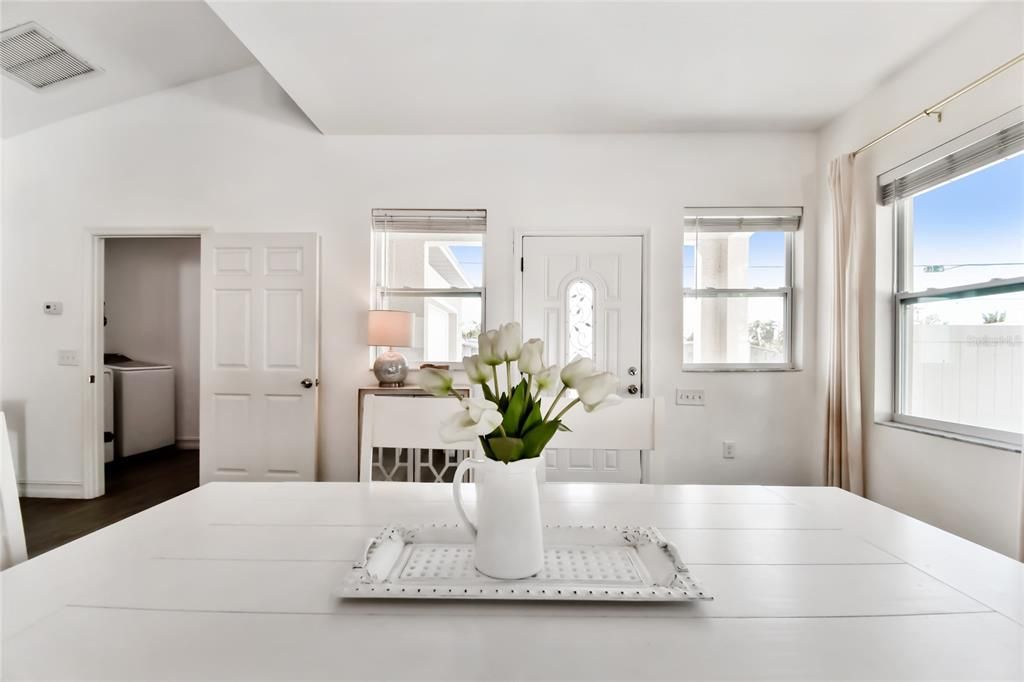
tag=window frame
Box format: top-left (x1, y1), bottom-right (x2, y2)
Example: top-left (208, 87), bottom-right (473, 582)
top-left (682, 212), bottom-right (797, 372)
top-left (892, 192), bottom-right (1024, 447)
top-left (371, 210), bottom-right (487, 369)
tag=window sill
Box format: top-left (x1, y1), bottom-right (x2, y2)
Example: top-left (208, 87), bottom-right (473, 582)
top-left (682, 366), bottom-right (801, 373)
top-left (875, 420), bottom-right (1022, 453)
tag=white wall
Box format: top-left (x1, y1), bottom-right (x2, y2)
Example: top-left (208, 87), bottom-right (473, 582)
top-left (104, 237), bottom-right (200, 446)
top-left (816, 2), bottom-right (1024, 557)
top-left (1, 63), bottom-right (821, 494)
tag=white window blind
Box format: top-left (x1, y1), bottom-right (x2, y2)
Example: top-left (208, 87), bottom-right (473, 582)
top-left (683, 206), bottom-right (803, 232)
top-left (879, 119), bottom-right (1024, 205)
top-left (372, 209), bottom-right (486, 233)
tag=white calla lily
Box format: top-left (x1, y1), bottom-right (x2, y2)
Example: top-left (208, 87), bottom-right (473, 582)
top-left (560, 355), bottom-right (596, 388)
top-left (417, 367), bottom-right (453, 397)
top-left (478, 330), bottom-right (502, 366)
top-left (462, 354), bottom-right (490, 384)
top-left (440, 402), bottom-right (503, 443)
top-left (534, 364), bottom-right (560, 394)
top-left (518, 338), bottom-right (545, 375)
top-left (575, 371), bottom-right (619, 410)
top-left (494, 322), bottom-right (523, 362)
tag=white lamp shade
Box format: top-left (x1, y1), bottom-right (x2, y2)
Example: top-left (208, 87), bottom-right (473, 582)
top-left (368, 310), bottom-right (413, 347)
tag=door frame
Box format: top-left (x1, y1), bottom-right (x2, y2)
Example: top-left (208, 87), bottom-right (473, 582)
top-left (80, 227), bottom-right (210, 499)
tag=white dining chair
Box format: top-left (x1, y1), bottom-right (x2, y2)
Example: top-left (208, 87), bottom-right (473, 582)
top-left (1, 412), bottom-right (28, 569)
top-left (548, 397), bottom-right (662, 483)
top-left (359, 395), bottom-right (478, 484)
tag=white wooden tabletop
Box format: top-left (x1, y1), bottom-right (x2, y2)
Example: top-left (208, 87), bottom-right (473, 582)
top-left (3, 482), bottom-right (1022, 680)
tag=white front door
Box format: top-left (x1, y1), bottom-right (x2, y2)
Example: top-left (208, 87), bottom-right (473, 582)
top-left (521, 235), bottom-right (644, 483)
top-left (200, 233), bottom-right (319, 483)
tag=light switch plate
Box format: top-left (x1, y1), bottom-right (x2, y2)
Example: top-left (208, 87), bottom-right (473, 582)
top-left (676, 389), bottom-right (705, 406)
top-left (43, 301), bottom-right (63, 315)
top-left (57, 349), bottom-right (79, 366)
top-left (722, 441), bottom-right (737, 459)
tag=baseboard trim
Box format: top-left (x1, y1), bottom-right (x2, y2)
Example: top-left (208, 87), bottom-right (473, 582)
top-left (176, 438), bottom-right (200, 450)
top-left (18, 480), bottom-right (85, 499)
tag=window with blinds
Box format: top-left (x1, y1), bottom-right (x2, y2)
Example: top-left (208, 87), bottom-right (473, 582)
top-left (372, 209), bottom-right (486, 366)
top-left (682, 207), bottom-right (801, 370)
top-left (887, 112), bottom-right (1024, 446)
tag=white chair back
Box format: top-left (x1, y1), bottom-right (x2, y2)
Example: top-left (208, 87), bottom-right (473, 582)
top-left (1, 412), bottom-right (28, 569)
top-left (549, 397), bottom-right (660, 450)
top-left (360, 395), bottom-right (476, 483)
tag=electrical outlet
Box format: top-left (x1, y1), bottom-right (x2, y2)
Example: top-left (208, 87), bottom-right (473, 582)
top-left (675, 388), bottom-right (704, 406)
top-left (43, 301), bottom-right (63, 315)
top-left (722, 441), bottom-right (736, 459)
top-left (57, 349), bottom-right (79, 366)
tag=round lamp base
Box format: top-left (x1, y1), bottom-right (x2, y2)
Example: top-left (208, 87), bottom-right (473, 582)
top-left (373, 350), bottom-right (409, 387)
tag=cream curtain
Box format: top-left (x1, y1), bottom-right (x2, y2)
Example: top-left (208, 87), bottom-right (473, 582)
top-left (824, 154), bottom-right (864, 495)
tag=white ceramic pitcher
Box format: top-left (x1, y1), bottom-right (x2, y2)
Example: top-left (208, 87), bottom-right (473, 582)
top-left (453, 456), bottom-right (544, 580)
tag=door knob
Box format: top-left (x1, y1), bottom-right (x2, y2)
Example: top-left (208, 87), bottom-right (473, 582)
top-left (301, 378), bottom-right (315, 389)
top-left (627, 384), bottom-right (639, 395)
top-left (628, 366), bottom-right (638, 376)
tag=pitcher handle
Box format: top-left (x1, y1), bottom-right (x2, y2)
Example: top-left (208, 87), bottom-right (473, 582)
top-left (453, 457), bottom-right (479, 537)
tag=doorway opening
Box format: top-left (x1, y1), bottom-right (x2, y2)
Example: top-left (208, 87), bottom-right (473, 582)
top-left (101, 236), bottom-right (201, 499)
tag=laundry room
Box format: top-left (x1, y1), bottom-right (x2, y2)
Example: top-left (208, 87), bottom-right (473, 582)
top-left (103, 237), bottom-right (200, 488)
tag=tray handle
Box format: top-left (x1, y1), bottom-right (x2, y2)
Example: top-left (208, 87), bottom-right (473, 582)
top-left (453, 458), bottom-right (479, 536)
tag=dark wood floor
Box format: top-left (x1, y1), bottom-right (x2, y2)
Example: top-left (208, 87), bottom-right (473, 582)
top-left (20, 446), bottom-right (199, 558)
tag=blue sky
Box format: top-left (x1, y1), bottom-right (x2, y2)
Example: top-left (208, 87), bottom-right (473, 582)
top-left (683, 232), bottom-right (784, 289)
top-left (450, 244), bottom-right (483, 286)
top-left (912, 152), bottom-right (1024, 271)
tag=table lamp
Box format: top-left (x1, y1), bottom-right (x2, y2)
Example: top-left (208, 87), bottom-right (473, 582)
top-left (368, 309), bottom-right (414, 386)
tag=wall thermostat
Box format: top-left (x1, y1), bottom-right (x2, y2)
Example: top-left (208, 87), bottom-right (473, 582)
top-left (43, 301), bottom-right (63, 315)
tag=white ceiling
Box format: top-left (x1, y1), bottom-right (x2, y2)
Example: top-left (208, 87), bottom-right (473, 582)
top-left (1, 1), bottom-right (256, 137)
top-left (210, 1), bottom-right (985, 135)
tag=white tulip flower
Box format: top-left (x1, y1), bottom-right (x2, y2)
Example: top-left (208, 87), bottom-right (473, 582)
top-left (461, 397), bottom-right (498, 422)
top-left (440, 401), bottom-right (503, 443)
top-left (462, 354), bottom-right (490, 384)
top-left (583, 393), bottom-right (622, 413)
top-left (560, 355), bottom-right (596, 388)
top-left (534, 364), bottom-right (560, 394)
top-left (417, 367), bottom-right (453, 397)
top-left (518, 338), bottom-right (545, 375)
top-left (575, 371), bottom-right (619, 411)
top-left (478, 330), bottom-right (502, 366)
top-left (494, 322), bottom-right (523, 362)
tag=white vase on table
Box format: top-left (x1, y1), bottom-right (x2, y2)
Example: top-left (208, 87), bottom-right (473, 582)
top-left (453, 456), bottom-right (544, 580)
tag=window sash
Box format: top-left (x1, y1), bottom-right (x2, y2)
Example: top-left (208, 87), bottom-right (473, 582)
top-left (893, 287), bottom-right (1024, 447)
top-left (682, 224), bottom-right (795, 369)
top-left (894, 189), bottom-right (1023, 444)
top-left (683, 289), bottom-right (793, 370)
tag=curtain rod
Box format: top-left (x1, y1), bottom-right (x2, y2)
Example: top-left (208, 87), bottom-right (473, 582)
top-left (853, 52), bottom-right (1024, 157)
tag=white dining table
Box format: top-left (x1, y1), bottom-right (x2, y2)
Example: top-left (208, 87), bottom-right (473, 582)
top-left (2, 482), bottom-right (1023, 680)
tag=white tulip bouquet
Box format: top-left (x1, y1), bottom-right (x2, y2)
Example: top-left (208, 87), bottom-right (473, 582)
top-left (418, 322), bottom-right (621, 463)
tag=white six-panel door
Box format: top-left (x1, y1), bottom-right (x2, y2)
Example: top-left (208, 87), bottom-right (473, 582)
top-left (521, 235), bottom-right (644, 483)
top-left (200, 233), bottom-right (319, 483)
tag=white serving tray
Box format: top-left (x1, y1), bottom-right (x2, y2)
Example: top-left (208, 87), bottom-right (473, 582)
top-left (340, 524), bottom-right (712, 602)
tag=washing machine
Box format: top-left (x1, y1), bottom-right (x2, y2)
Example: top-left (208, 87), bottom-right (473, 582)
top-left (105, 361), bottom-right (175, 458)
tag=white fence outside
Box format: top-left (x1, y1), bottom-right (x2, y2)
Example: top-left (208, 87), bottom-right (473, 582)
top-left (907, 324), bottom-right (1023, 434)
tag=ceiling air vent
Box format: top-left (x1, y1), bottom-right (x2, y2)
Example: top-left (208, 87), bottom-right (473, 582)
top-left (0, 22), bottom-right (98, 90)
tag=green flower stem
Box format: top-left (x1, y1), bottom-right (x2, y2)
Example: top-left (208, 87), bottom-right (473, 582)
top-left (543, 385), bottom-right (567, 420)
top-left (526, 374), bottom-right (533, 395)
top-left (497, 424), bottom-right (508, 437)
top-left (505, 362), bottom-right (512, 395)
top-left (492, 365), bottom-right (500, 396)
top-left (553, 397), bottom-right (580, 422)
